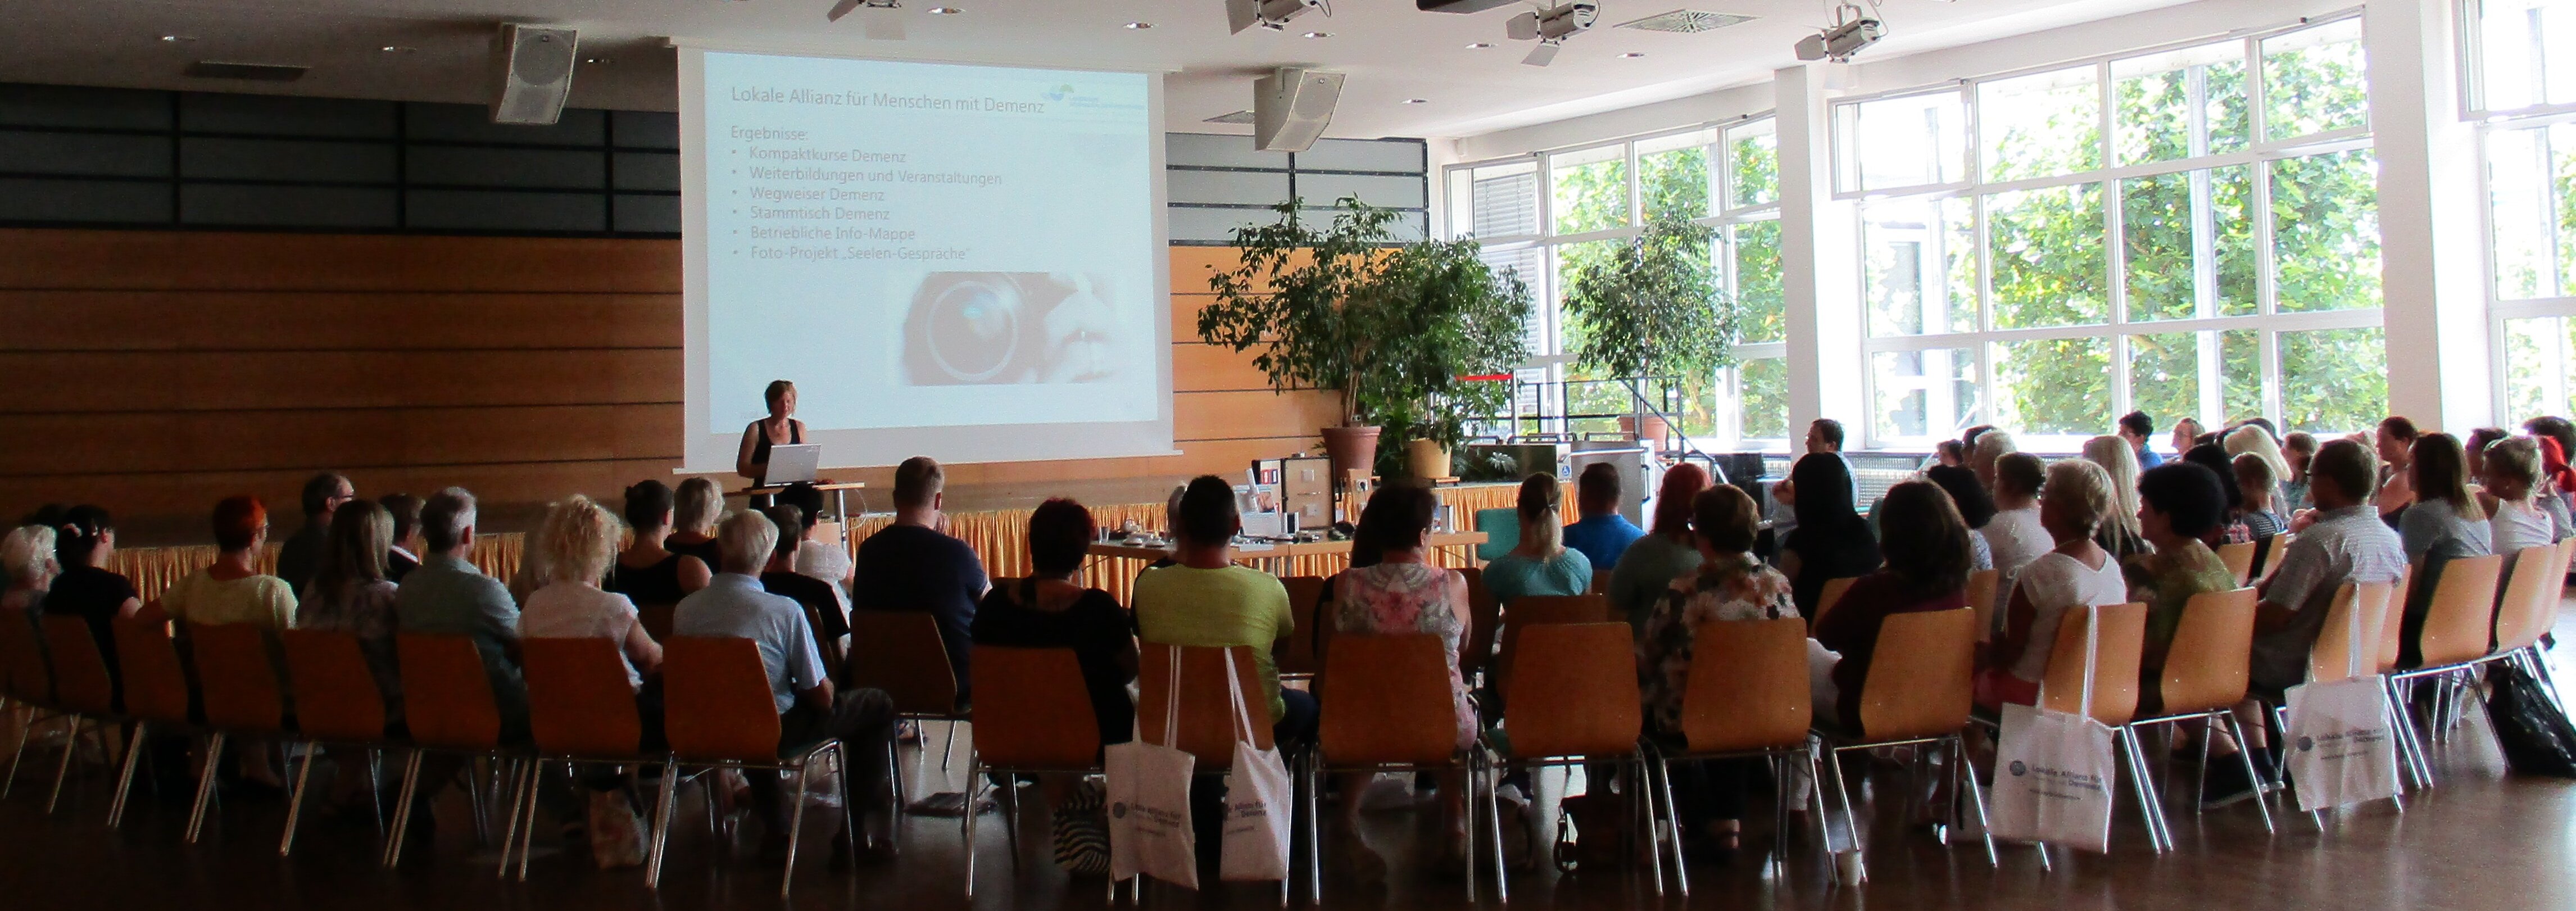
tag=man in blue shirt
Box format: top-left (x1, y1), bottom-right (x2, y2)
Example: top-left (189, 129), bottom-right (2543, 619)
top-left (2120, 410), bottom-right (2166, 468)
top-left (1560, 462), bottom-right (1644, 573)
top-left (678, 509), bottom-right (899, 861)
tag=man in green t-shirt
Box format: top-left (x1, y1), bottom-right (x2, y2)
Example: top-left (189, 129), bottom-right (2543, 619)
top-left (1131, 474), bottom-right (1314, 743)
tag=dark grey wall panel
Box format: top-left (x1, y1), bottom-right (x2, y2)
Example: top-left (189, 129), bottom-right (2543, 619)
top-left (0, 84), bottom-right (169, 130)
top-left (612, 111), bottom-right (681, 149)
top-left (181, 137), bottom-right (398, 183)
top-left (182, 184), bottom-right (397, 228)
top-left (180, 92), bottom-right (396, 138)
top-left (407, 104), bottom-right (606, 146)
top-left (0, 177), bottom-right (173, 223)
top-left (614, 193), bottom-right (682, 233)
top-left (0, 131), bottom-right (171, 177)
top-left (408, 146), bottom-right (605, 189)
top-left (613, 151), bottom-right (680, 191)
top-left (408, 189), bottom-right (607, 232)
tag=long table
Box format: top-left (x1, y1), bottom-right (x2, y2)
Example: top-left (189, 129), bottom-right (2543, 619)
top-left (1087, 531), bottom-right (1487, 578)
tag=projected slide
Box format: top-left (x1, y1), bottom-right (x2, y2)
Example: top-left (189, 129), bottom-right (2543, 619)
top-left (680, 49), bottom-right (1172, 472)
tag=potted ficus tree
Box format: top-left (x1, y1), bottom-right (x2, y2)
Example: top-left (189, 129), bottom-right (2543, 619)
top-left (1201, 197), bottom-right (1532, 481)
top-left (1559, 216), bottom-right (1736, 450)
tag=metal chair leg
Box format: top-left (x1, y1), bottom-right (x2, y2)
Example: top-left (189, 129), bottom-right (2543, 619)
top-left (1953, 737), bottom-right (1997, 868)
top-left (185, 730), bottom-right (229, 844)
top-left (46, 715), bottom-right (84, 814)
top-left (1487, 760), bottom-right (1510, 904)
top-left (513, 760), bottom-right (543, 881)
top-left (961, 752), bottom-right (979, 900)
top-left (1652, 754), bottom-right (1689, 896)
top-left (382, 749), bottom-right (427, 867)
top-left (784, 753), bottom-right (817, 900)
top-left (1303, 754), bottom-right (1322, 904)
top-left (280, 741), bottom-right (320, 855)
top-left (1822, 745), bottom-right (1865, 879)
top-left (645, 760), bottom-right (681, 889)
top-left (107, 719), bottom-right (148, 827)
top-left (2, 706), bottom-right (36, 799)
top-left (836, 747), bottom-right (860, 872)
top-left (941, 720), bottom-right (958, 773)
top-left (1462, 754), bottom-right (1477, 905)
top-left (1634, 755), bottom-right (1662, 896)
top-left (2221, 714), bottom-right (2275, 835)
top-left (1769, 754), bottom-right (1792, 876)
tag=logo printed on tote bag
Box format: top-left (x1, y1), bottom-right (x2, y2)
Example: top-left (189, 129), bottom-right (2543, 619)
top-left (1112, 802), bottom-right (1128, 819)
top-left (2298, 736), bottom-right (2316, 752)
top-left (2008, 760), bottom-right (2028, 777)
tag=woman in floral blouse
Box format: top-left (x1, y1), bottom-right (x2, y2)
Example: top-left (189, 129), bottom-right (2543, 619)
top-left (1635, 485), bottom-right (1798, 860)
top-left (1328, 483), bottom-right (1473, 878)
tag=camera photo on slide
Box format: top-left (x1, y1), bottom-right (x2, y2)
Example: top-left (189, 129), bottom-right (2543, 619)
top-left (900, 271), bottom-right (1130, 386)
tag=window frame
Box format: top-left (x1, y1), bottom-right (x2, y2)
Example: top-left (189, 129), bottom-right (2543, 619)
top-left (2468, 1), bottom-right (2576, 422)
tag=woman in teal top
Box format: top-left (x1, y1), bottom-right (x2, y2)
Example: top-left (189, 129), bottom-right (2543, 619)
top-left (1483, 474), bottom-right (1593, 604)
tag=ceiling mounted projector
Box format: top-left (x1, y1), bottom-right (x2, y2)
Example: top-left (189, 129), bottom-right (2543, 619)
top-left (1228, 0), bottom-right (1328, 34)
top-left (1507, 2), bottom-right (1596, 67)
top-left (1795, 2), bottom-right (1884, 62)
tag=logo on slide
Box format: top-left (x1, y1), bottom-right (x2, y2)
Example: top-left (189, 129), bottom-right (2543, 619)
top-left (1044, 83), bottom-right (1076, 101)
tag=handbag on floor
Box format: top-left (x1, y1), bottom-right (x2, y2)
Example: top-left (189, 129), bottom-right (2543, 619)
top-left (2282, 601), bottom-right (2402, 812)
top-left (2484, 661), bottom-right (2576, 778)
top-left (1217, 649), bottom-right (1294, 882)
top-left (1054, 778), bottom-right (1114, 876)
top-left (1987, 606), bottom-right (2119, 853)
top-left (1106, 655), bottom-right (1198, 889)
top-left (588, 788), bottom-right (648, 869)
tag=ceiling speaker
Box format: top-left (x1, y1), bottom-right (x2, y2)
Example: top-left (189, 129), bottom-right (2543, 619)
top-left (1253, 67), bottom-right (1344, 153)
top-left (491, 23), bottom-right (579, 126)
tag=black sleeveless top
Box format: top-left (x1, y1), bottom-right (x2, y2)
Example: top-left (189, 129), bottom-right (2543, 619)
top-left (607, 552), bottom-right (692, 606)
top-left (666, 537), bottom-right (724, 574)
top-left (750, 419), bottom-right (804, 466)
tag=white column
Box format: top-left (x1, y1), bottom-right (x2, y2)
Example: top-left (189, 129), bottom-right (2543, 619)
top-left (1775, 65), bottom-right (1867, 442)
top-left (2369, 0), bottom-right (2493, 429)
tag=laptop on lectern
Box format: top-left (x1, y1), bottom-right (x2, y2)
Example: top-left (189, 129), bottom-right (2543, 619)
top-left (762, 443), bottom-right (822, 486)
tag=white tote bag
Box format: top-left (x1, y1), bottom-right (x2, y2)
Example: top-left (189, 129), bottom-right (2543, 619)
top-left (1987, 606), bottom-right (2120, 853)
top-left (2283, 598), bottom-right (2402, 812)
top-left (1218, 649), bottom-right (1296, 882)
top-left (1108, 656), bottom-right (1200, 889)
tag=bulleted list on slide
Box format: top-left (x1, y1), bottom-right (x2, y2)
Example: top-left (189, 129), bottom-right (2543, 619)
top-left (695, 52), bottom-right (1160, 434)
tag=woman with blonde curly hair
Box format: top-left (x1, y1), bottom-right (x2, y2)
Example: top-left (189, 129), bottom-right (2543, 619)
top-left (519, 495), bottom-right (662, 692)
top-left (2, 524), bottom-right (57, 613)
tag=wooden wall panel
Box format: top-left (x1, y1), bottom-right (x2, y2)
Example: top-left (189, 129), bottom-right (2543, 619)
top-left (0, 229), bottom-right (1343, 541)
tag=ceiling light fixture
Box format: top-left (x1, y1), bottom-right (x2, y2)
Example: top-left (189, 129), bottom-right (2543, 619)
top-left (1466, 42), bottom-right (1493, 49)
top-left (1302, 31), bottom-right (1330, 38)
top-left (1227, 0), bottom-right (1327, 35)
top-left (1620, 51), bottom-right (1645, 58)
top-left (381, 46), bottom-right (416, 53)
top-left (584, 57), bottom-right (611, 64)
top-left (1124, 21), bottom-right (1153, 29)
top-left (161, 35), bottom-right (196, 43)
top-left (928, 6), bottom-right (960, 12)
top-left (1403, 98), bottom-right (1428, 104)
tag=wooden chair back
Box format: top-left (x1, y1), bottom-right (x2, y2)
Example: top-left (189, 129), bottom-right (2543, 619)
top-left (1318, 634), bottom-right (1458, 766)
top-left (2253, 534), bottom-right (2294, 583)
top-left (662, 636), bottom-right (787, 763)
top-left (1500, 623), bottom-right (1642, 760)
top-left (1277, 575), bottom-right (1328, 678)
top-left (1812, 576), bottom-right (1862, 626)
top-left (282, 629), bottom-right (387, 742)
top-left (2416, 553), bottom-right (2505, 667)
top-left (40, 616), bottom-right (114, 716)
top-left (2493, 545), bottom-right (2561, 654)
top-left (843, 611), bottom-right (959, 716)
top-left (2310, 582), bottom-right (2391, 683)
top-left (970, 646), bottom-right (1103, 770)
top-left (635, 602), bottom-right (676, 643)
top-left (1854, 609), bottom-right (1976, 741)
top-left (112, 616), bottom-right (192, 723)
top-left (2034, 602), bottom-right (2147, 726)
top-left (190, 623), bottom-right (285, 732)
top-left (1459, 566), bottom-right (1499, 677)
top-left (1679, 617), bottom-right (1812, 755)
top-left (2158, 588), bottom-right (2257, 714)
top-left (0, 608), bottom-right (44, 702)
top-left (1136, 643), bottom-right (1272, 770)
top-left (396, 634), bottom-right (504, 751)
top-left (2215, 541), bottom-right (2257, 587)
top-left (1963, 569), bottom-right (2001, 642)
top-left (1495, 593), bottom-right (1612, 693)
top-left (522, 637), bottom-right (645, 758)
top-left (2378, 566), bottom-right (2410, 673)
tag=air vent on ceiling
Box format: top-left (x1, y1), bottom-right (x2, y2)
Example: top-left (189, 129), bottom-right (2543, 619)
top-left (185, 61), bottom-right (310, 81)
top-left (1204, 110), bottom-right (1258, 125)
top-left (1613, 9), bottom-right (1756, 33)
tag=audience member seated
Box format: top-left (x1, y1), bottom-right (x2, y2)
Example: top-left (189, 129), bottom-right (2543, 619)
top-left (164, 495), bottom-right (299, 632)
top-left (380, 493), bottom-right (424, 583)
top-left (2396, 433), bottom-right (2493, 668)
top-left (2233, 454), bottom-right (2287, 546)
top-left (2232, 439), bottom-right (2406, 805)
top-left (2, 524), bottom-right (57, 614)
top-left (2170, 418), bottom-right (2206, 460)
top-left (1969, 429), bottom-right (2017, 492)
top-left (276, 472), bottom-right (354, 596)
top-left (2541, 435), bottom-right (2576, 534)
top-left (665, 477), bottom-right (727, 570)
top-left (760, 505), bottom-right (852, 677)
top-left (1636, 485), bottom-right (1797, 859)
top-left (609, 480), bottom-right (712, 608)
top-left (676, 510), bottom-right (898, 859)
top-left (776, 483), bottom-right (854, 615)
top-left (2282, 432), bottom-right (2319, 512)
top-left (2528, 416), bottom-right (2576, 513)
top-left (2081, 435), bottom-right (2152, 561)
top-left (2119, 410), bottom-right (2166, 469)
top-left (1779, 453), bottom-right (1880, 619)
top-left (1483, 474), bottom-right (1593, 604)
top-left (1325, 483), bottom-right (1473, 877)
top-left (973, 497), bottom-right (1137, 755)
top-left (2123, 463), bottom-right (2236, 679)
top-left (43, 505), bottom-right (142, 701)
top-left (736, 379), bottom-right (811, 484)
top-left (1982, 452), bottom-right (2052, 584)
top-left (2464, 427), bottom-right (2510, 483)
top-left (394, 488), bottom-right (530, 743)
top-left (852, 456), bottom-right (988, 709)
top-left (1978, 461), bottom-right (2124, 710)
top-left (2183, 445), bottom-right (2254, 546)
top-left (2375, 416), bottom-right (2421, 524)
top-left (300, 499), bottom-right (403, 724)
top-left (1812, 481), bottom-right (1974, 732)
top-left (521, 495), bottom-right (663, 697)
top-left (1561, 463), bottom-right (1644, 577)
top-left (1925, 465), bottom-right (1997, 571)
top-left (2480, 437), bottom-right (2568, 552)
top-left (1133, 474), bottom-right (1313, 743)
top-left (1608, 464), bottom-right (1713, 631)
top-left (2226, 424), bottom-right (2295, 508)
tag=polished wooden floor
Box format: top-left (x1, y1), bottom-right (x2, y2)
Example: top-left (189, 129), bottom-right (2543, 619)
top-left (5, 617), bottom-right (2572, 911)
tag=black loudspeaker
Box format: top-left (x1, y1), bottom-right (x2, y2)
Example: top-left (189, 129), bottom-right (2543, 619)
top-left (490, 24), bottom-right (579, 126)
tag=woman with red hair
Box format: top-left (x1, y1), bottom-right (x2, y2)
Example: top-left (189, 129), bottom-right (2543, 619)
top-left (161, 494), bottom-right (298, 791)
top-left (1606, 463), bottom-right (1714, 632)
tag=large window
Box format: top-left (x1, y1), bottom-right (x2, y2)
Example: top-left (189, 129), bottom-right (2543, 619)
top-left (1445, 116), bottom-right (1787, 448)
top-left (2476, 0), bottom-right (2576, 425)
top-left (1842, 15), bottom-right (2384, 450)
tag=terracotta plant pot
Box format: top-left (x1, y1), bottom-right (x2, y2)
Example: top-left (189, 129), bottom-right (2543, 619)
top-left (1405, 439), bottom-right (1452, 479)
top-left (1320, 425), bottom-right (1383, 482)
top-left (1619, 414), bottom-right (1674, 448)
